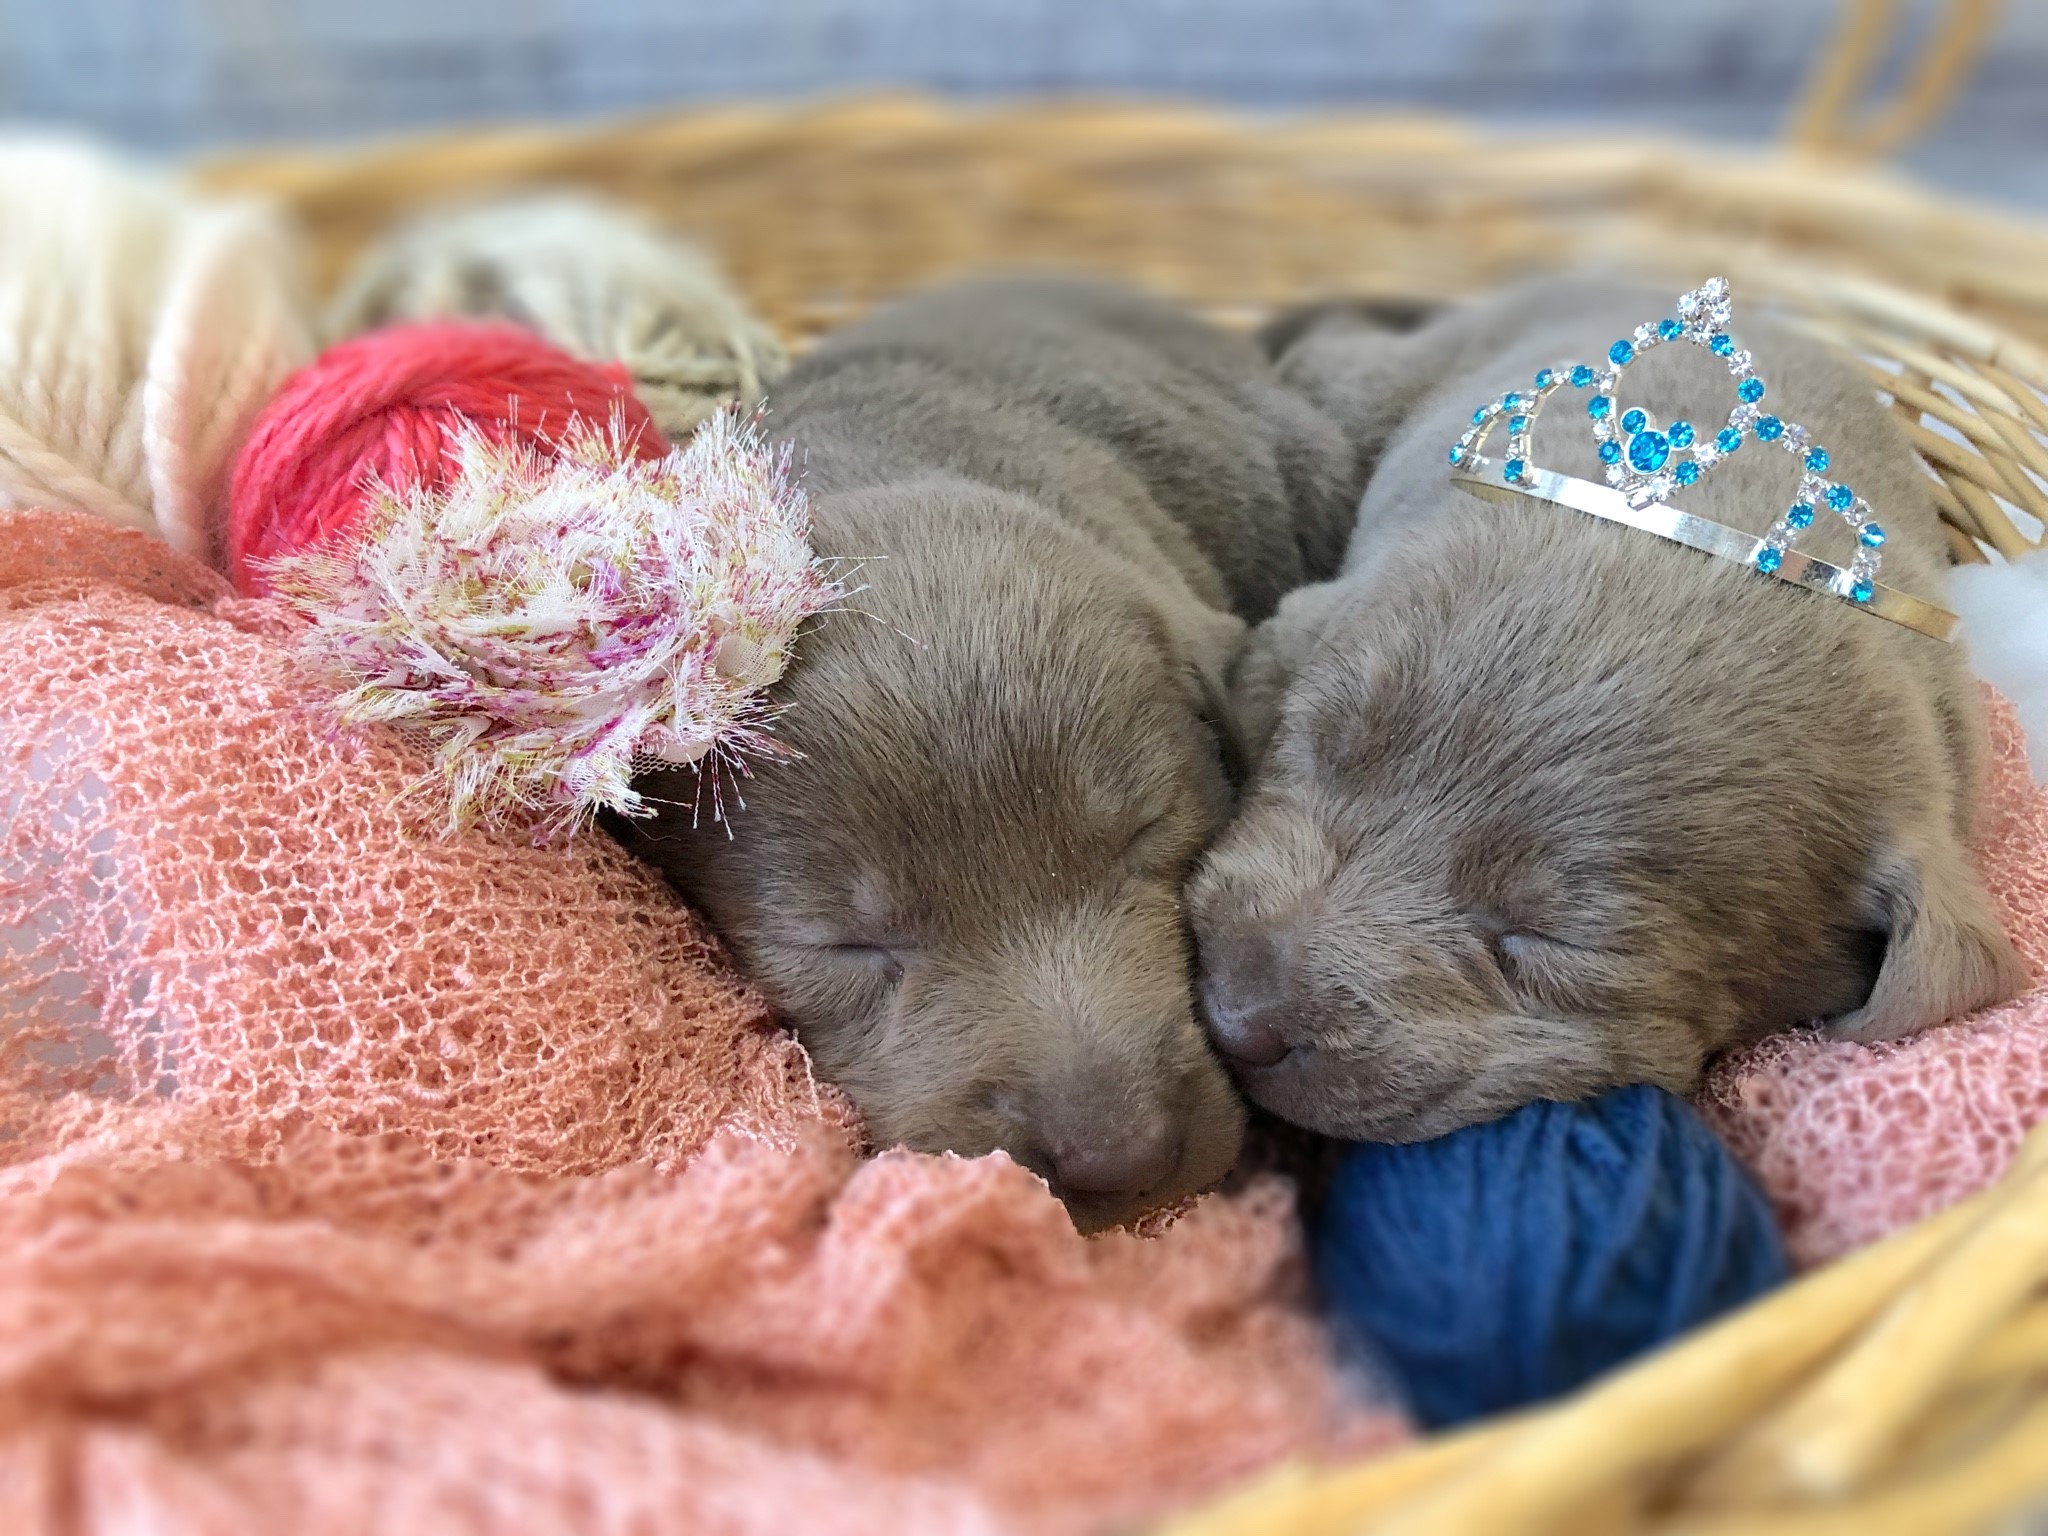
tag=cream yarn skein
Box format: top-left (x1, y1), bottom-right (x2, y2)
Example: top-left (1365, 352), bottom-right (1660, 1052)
top-left (329, 196), bottom-right (788, 441)
top-left (0, 137), bottom-right (314, 565)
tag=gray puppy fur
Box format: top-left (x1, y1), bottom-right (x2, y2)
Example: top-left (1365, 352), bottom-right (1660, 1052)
top-left (618, 275), bottom-right (1358, 1227)
top-left (1190, 275), bottom-right (2026, 1142)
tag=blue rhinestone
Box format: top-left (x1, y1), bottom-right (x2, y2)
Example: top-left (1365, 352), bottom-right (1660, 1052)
top-left (1509, 414), bottom-right (1529, 434)
top-left (1535, 368), bottom-right (1554, 389)
top-left (1669, 420), bottom-right (1695, 448)
top-left (1621, 408), bottom-right (1648, 434)
top-left (1588, 395), bottom-right (1612, 420)
top-left (1504, 392), bottom-right (1522, 410)
top-left (1675, 461), bottom-right (1701, 486)
top-left (1473, 407), bottom-right (1489, 426)
top-left (1805, 447), bottom-right (1830, 473)
top-left (1570, 364), bottom-right (1596, 388)
top-left (1448, 445), bottom-right (1464, 465)
top-left (1609, 339), bottom-right (1635, 366)
top-left (1598, 441), bottom-right (1622, 465)
top-left (1627, 430), bottom-right (1671, 474)
top-left (1852, 579), bottom-right (1875, 603)
top-left (1754, 415), bottom-right (1783, 441)
top-left (1710, 333), bottom-right (1734, 357)
top-left (1827, 484), bottom-right (1855, 512)
top-left (1787, 503), bottom-right (1815, 529)
top-left (1716, 427), bottom-right (1742, 454)
top-left (1505, 458), bottom-right (1527, 483)
top-left (1755, 547), bottom-right (1784, 575)
top-left (1860, 523), bottom-right (1886, 548)
top-left (1738, 377), bottom-right (1766, 404)
top-left (1657, 317), bottom-right (1684, 340)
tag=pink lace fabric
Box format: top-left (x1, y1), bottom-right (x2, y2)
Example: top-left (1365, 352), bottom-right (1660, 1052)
top-left (0, 507), bottom-right (1400, 1536)
top-left (1706, 691), bottom-right (2048, 1267)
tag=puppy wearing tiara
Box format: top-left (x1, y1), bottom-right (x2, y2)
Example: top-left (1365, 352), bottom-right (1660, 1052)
top-left (1191, 275), bottom-right (2025, 1141)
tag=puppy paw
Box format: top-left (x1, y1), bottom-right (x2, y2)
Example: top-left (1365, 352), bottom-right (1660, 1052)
top-left (1234, 579), bottom-right (1357, 760)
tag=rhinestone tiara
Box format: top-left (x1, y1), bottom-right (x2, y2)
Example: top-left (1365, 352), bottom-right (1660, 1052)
top-left (1446, 277), bottom-right (1957, 642)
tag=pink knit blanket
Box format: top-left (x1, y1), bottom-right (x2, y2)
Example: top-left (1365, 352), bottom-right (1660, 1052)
top-left (4, 501), bottom-right (2042, 1532)
top-left (1705, 690), bottom-right (2048, 1266)
top-left (0, 507), bottom-right (1398, 1536)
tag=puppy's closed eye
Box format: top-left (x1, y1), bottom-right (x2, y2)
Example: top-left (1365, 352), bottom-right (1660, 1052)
top-left (820, 942), bottom-right (908, 986)
top-left (1479, 918), bottom-right (1604, 1005)
top-left (757, 936), bottom-right (910, 1012)
top-left (1491, 926), bottom-right (1579, 966)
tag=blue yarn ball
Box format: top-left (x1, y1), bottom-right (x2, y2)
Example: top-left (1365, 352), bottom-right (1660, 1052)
top-left (1310, 1085), bottom-right (1788, 1429)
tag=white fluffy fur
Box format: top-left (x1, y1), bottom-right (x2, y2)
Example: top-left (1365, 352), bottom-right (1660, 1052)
top-left (1954, 550), bottom-right (2048, 781)
top-left (0, 137), bottom-right (314, 564)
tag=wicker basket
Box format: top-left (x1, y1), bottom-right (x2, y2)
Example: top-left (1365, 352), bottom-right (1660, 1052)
top-left (194, 25), bottom-right (2048, 1533)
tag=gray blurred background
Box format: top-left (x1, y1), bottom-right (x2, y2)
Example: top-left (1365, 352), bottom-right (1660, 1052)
top-left (1, 0), bottom-right (2044, 202)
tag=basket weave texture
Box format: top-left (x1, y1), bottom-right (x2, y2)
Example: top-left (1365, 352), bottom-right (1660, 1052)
top-left (197, 93), bottom-right (2048, 1533)
top-left (201, 95), bottom-right (2048, 566)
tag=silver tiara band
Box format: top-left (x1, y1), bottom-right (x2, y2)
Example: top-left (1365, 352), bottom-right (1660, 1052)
top-left (1446, 277), bottom-right (1959, 645)
top-left (1452, 465), bottom-right (1958, 641)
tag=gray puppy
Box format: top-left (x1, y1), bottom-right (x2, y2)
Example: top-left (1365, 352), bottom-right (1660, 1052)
top-left (1189, 275), bottom-right (2025, 1142)
top-left (619, 276), bottom-right (1358, 1227)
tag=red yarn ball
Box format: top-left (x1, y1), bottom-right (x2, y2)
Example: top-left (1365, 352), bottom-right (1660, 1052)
top-left (226, 321), bottom-right (670, 594)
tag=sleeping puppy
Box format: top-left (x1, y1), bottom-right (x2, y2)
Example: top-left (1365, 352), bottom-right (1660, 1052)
top-left (1189, 275), bottom-right (2026, 1142)
top-left (620, 276), bottom-right (1358, 1226)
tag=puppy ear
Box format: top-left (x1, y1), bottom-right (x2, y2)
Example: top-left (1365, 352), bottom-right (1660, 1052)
top-left (1830, 838), bottom-right (2028, 1042)
top-left (1162, 598), bottom-right (1251, 786)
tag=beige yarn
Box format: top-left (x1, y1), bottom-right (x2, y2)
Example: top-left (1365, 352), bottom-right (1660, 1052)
top-left (328, 196), bottom-right (789, 441)
top-left (0, 136), bottom-right (314, 565)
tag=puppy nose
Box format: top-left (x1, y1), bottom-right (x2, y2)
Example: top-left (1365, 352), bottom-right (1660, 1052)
top-left (1205, 992), bottom-right (1292, 1067)
top-left (1200, 929), bottom-right (1296, 1068)
top-left (1047, 1114), bottom-right (1179, 1198)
